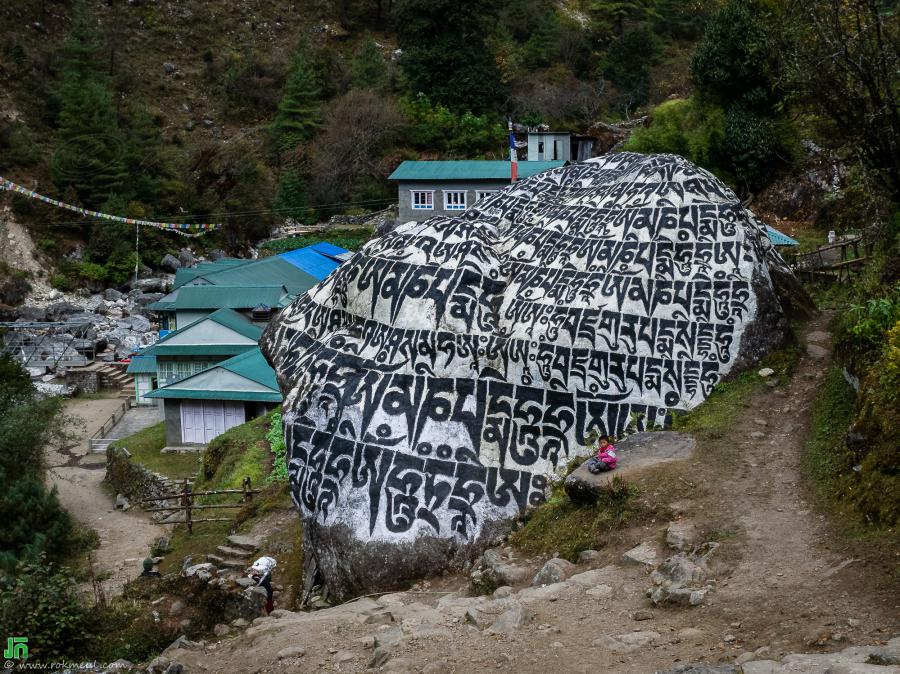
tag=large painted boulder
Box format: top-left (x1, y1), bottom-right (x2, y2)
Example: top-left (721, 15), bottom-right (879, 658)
top-left (261, 153), bottom-right (804, 599)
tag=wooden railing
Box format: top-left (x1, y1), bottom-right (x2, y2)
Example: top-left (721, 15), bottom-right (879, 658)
top-left (88, 400), bottom-right (130, 451)
top-left (139, 477), bottom-right (259, 534)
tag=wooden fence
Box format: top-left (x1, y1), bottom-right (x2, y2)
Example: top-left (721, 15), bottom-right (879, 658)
top-left (139, 476), bottom-right (259, 534)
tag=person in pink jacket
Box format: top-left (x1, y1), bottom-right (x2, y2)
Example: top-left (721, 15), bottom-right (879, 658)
top-left (586, 435), bottom-right (618, 474)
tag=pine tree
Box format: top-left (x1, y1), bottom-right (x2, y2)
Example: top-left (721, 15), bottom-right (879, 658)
top-left (51, 7), bottom-right (127, 206)
top-left (523, 11), bottom-right (561, 70)
top-left (274, 168), bottom-right (317, 225)
top-left (270, 47), bottom-right (322, 152)
top-left (394, 0), bottom-right (504, 114)
top-left (351, 38), bottom-right (389, 92)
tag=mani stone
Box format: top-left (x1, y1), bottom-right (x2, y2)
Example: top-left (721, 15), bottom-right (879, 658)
top-left (261, 152), bottom-right (809, 600)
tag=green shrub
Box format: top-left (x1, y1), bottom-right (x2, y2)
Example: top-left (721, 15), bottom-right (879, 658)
top-left (625, 98), bottom-right (726, 173)
top-left (0, 556), bottom-right (92, 663)
top-left (722, 104), bottom-right (790, 192)
top-left (833, 284), bottom-right (900, 368)
top-left (266, 412), bottom-right (288, 484)
top-left (400, 94), bottom-right (504, 156)
top-left (510, 476), bottom-right (644, 561)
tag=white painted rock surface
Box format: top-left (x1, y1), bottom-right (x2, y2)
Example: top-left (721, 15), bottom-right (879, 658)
top-left (262, 153), bottom-right (803, 599)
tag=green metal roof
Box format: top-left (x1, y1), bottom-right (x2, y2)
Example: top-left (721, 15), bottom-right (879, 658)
top-left (388, 160), bottom-right (566, 181)
top-left (126, 355), bottom-right (157, 374)
top-left (151, 344), bottom-right (258, 357)
top-left (172, 284), bottom-right (287, 310)
top-left (766, 225), bottom-right (799, 246)
top-left (136, 308), bottom-right (261, 358)
top-left (183, 256), bottom-right (320, 296)
top-left (145, 348), bottom-right (281, 402)
top-left (217, 348), bottom-right (278, 390)
top-left (205, 307), bottom-right (265, 340)
top-left (172, 258), bottom-right (254, 289)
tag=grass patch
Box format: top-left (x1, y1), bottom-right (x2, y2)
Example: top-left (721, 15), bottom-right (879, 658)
top-left (510, 476), bottom-right (648, 562)
top-left (260, 227), bottom-right (373, 255)
top-left (671, 345), bottom-right (800, 435)
top-left (109, 422), bottom-right (200, 479)
top-left (198, 413), bottom-right (273, 491)
top-left (805, 364), bottom-right (857, 498)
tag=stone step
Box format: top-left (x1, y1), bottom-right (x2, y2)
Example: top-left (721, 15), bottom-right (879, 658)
top-left (226, 534), bottom-right (261, 552)
top-left (217, 558), bottom-right (247, 570)
top-left (207, 553), bottom-right (225, 566)
top-left (215, 545), bottom-right (252, 558)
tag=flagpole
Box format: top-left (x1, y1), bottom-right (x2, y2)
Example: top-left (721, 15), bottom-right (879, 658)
top-left (508, 118), bottom-right (518, 184)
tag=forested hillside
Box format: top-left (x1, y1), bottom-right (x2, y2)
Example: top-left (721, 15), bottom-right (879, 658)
top-left (0, 0), bottom-right (722, 278)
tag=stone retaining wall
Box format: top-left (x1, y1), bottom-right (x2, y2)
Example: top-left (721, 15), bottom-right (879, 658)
top-left (105, 446), bottom-right (177, 507)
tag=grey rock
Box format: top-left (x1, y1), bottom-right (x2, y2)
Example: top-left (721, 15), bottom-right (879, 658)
top-left (578, 549), bottom-right (602, 563)
top-left (183, 562), bottom-right (215, 578)
top-left (807, 343), bottom-right (828, 360)
top-left (566, 432), bottom-right (696, 504)
top-left (374, 626), bottom-right (405, 648)
top-left (592, 630), bottom-right (659, 653)
top-left (212, 623), bottom-right (229, 637)
top-left (46, 301), bottom-right (81, 320)
top-left (651, 554), bottom-right (707, 587)
top-left (146, 655), bottom-right (170, 674)
top-left (115, 493), bottom-right (130, 509)
top-left (162, 664), bottom-right (183, 674)
top-left (130, 314), bottom-right (152, 333)
top-left (422, 660), bottom-right (451, 674)
top-left (655, 666), bottom-right (738, 674)
top-left (178, 249), bottom-right (196, 267)
top-left (277, 646), bottom-right (306, 660)
top-left (621, 542), bottom-right (658, 567)
top-left (261, 153), bottom-right (806, 599)
top-left (168, 601), bottom-right (184, 617)
top-left (487, 602), bottom-right (531, 634)
top-left (665, 521), bottom-right (697, 551)
top-left (133, 293), bottom-right (164, 306)
top-left (104, 288), bottom-right (125, 301)
top-left (740, 662), bottom-right (779, 674)
top-left (533, 557), bottom-right (577, 586)
top-left (160, 253), bottom-right (182, 272)
top-left (163, 62), bottom-right (175, 73)
top-left (368, 647), bottom-right (391, 668)
top-left (131, 277), bottom-right (169, 293)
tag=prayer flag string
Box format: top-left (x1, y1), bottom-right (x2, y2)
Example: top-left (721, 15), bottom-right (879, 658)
top-left (0, 177), bottom-right (222, 238)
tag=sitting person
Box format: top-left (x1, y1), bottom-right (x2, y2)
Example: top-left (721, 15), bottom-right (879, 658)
top-left (248, 556), bottom-right (277, 614)
top-left (586, 435), bottom-right (618, 474)
top-left (140, 557), bottom-right (161, 578)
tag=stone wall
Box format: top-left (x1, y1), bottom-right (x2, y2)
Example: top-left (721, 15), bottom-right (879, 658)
top-left (66, 369), bottom-right (99, 394)
top-left (105, 446), bottom-right (177, 507)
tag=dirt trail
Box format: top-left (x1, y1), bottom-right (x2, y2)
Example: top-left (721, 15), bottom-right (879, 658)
top-left (47, 397), bottom-right (166, 597)
top-left (169, 315), bottom-right (898, 674)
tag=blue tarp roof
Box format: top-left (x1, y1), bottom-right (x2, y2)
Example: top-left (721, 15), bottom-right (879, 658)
top-left (766, 225), bottom-right (799, 246)
top-left (278, 243), bottom-right (350, 280)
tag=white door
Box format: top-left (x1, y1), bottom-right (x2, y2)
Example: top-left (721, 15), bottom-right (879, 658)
top-left (181, 401), bottom-right (204, 444)
top-left (181, 400), bottom-right (245, 444)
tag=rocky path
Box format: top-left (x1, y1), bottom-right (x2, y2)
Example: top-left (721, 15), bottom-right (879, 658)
top-left (48, 397), bottom-right (166, 597)
top-left (156, 315), bottom-right (898, 674)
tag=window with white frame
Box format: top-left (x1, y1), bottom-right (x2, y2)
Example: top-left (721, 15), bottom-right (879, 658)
top-left (411, 190), bottom-right (434, 210)
top-left (475, 190), bottom-right (497, 202)
top-left (444, 190), bottom-right (466, 210)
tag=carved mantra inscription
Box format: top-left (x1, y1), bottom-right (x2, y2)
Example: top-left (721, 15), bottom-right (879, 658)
top-left (263, 153), bottom-right (791, 545)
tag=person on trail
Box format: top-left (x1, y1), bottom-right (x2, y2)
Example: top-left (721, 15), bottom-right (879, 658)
top-left (586, 435), bottom-right (618, 474)
top-left (140, 557), bottom-right (161, 578)
top-left (248, 556), bottom-right (277, 614)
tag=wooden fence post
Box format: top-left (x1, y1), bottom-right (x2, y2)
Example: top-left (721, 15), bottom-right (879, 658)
top-left (182, 479), bottom-right (193, 535)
